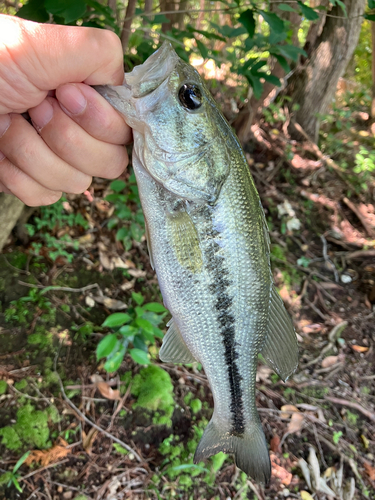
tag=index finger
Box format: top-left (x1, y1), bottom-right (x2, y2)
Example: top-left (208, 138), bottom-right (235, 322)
top-left (0, 15), bottom-right (124, 113)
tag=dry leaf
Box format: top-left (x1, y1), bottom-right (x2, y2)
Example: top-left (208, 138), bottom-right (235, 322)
top-left (25, 438), bottom-right (70, 467)
top-left (93, 295), bottom-right (127, 311)
top-left (300, 491), bottom-right (314, 500)
top-left (287, 412), bottom-right (304, 434)
top-left (321, 355), bottom-right (338, 368)
top-left (361, 434), bottom-right (369, 449)
top-left (96, 381), bottom-right (121, 400)
top-left (270, 435), bottom-right (282, 454)
top-left (82, 427), bottom-right (99, 453)
top-left (351, 345), bottom-right (369, 353)
top-left (280, 404), bottom-right (299, 419)
top-left (90, 374), bottom-right (104, 384)
top-left (364, 461), bottom-right (375, 481)
top-left (256, 364), bottom-right (273, 382)
top-left (271, 455), bottom-right (292, 485)
top-left (128, 268), bottom-right (147, 278)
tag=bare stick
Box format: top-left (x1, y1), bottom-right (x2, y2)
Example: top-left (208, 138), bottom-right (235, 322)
top-left (325, 396), bottom-right (375, 423)
top-left (18, 281), bottom-right (100, 294)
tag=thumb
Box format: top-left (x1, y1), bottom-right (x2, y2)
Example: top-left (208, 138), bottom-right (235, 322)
top-left (0, 15), bottom-right (124, 113)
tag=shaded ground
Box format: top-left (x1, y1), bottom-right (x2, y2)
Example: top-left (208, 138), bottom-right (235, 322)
top-left (0, 88), bottom-right (375, 500)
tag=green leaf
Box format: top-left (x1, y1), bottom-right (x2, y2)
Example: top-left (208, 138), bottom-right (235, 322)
top-left (143, 302), bottom-right (167, 313)
top-left (149, 13), bottom-right (170, 24)
top-left (132, 292), bottom-right (145, 305)
top-left (119, 325), bottom-right (137, 337)
top-left (13, 451), bottom-right (31, 473)
top-left (196, 39), bottom-right (209, 59)
top-left (335, 0), bottom-right (347, 16)
top-left (259, 11), bottom-right (285, 33)
top-left (368, 0), bottom-right (375, 8)
top-left (130, 222), bottom-right (144, 241)
top-left (12, 477), bottom-right (23, 493)
top-left (104, 349), bottom-right (125, 372)
top-left (17, 0), bottom-right (49, 22)
top-left (276, 44), bottom-right (306, 61)
top-left (364, 13), bottom-right (375, 20)
top-left (45, 0), bottom-right (87, 23)
top-left (130, 348), bottom-right (150, 365)
top-left (250, 60), bottom-right (267, 73)
top-left (277, 3), bottom-right (297, 12)
top-left (113, 443), bottom-right (128, 455)
top-left (167, 463), bottom-right (209, 474)
top-left (297, 1), bottom-right (319, 20)
top-left (136, 318), bottom-right (154, 335)
top-left (152, 326), bottom-right (164, 339)
top-left (97, 334), bottom-right (118, 359)
top-left (238, 9), bottom-right (255, 38)
top-left (273, 54), bottom-right (290, 73)
top-left (110, 179), bottom-right (126, 192)
top-left (246, 74), bottom-right (263, 100)
top-left (102, 313), bottom-right (132, 328)
top-left (262, 73), bottom-right (281, 86)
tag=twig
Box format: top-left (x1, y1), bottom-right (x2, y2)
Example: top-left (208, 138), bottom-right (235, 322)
top-left (18, 281), bottom-right (100, 294)
top-left (20, 459), bottom-right (70, 481)
top-left (325, 396), bottom-right (375, 423)
top-left (320, 235), bottom-right (339, 282)
top-left (25, 488), bottom-right (40, 500)
top-left (304, 298), bottom-right (328, 321)
top-left (343, 197), bottom-right (375, 238)
top-left (53, 352), bottom-right (142, 462)
top-left (108, 384), bottom-right (132, 431)
top-left (9, 385), bottom-right (51, 404)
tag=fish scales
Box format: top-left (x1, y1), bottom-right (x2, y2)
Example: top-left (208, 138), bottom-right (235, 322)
top-left (95, 42), bottom-right (298, 484)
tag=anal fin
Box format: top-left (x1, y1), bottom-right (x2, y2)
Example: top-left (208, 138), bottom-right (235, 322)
top-left (159, 318), bottom-right (197, 364)
top-left (261, 285), bottom-right (299, 381)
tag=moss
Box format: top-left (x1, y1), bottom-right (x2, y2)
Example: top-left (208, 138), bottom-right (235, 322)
top-left (0, 380), bottom-right (7, 395)
top-left (0, 472), bottom-right (13, 486)
top-left (0, 426), bottom-right (22, 451)
top-left (28, 330), bottom-right (53, 347)
top-left (15, 379), bottom-right (27, 391)
top-left (132, 365), bottom-right (174, 426)
top-left (0, 403), bottom-right (58, 451)
top-left (190, 399), bottom-right (202, 414)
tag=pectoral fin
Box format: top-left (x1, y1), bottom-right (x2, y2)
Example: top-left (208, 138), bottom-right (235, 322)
top-left (159, 318), bottom-right (197, 364)
top-left (261, 285), bottom-right (299, 381)
top-left (145, 221), bottom-right (154, 270)
top-left (167, 211), bottom-right (203, 273)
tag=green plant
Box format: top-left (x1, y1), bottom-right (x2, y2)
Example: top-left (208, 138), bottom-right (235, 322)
top-left (106, 176), bottom-right (145, 251)
top-left (332, 430), bottom-right (343, 444)
top-left (5, 288), bottom-right (55, 325)
top-left (0, 451), bottom-right (30, 493)
top-left (97, 292), bottom-right (167, 371)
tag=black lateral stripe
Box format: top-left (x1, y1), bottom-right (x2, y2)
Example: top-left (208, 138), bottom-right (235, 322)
top-left (203, 208), bottom-right (245, 435)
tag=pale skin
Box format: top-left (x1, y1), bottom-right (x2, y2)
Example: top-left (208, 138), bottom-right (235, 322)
top-left (0, 14), bottom-right (132, 207)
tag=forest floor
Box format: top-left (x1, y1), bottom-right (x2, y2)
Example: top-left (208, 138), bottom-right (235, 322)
top-left (0, 83), bottom-right (375, 500)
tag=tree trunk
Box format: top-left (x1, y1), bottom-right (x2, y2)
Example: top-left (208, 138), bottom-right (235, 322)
top-left (285, 0), bottom-right (366, 142)
top-left (0, 194), bottom-right (24, 253)
top-left (120, 0), bottom-right (137, 53)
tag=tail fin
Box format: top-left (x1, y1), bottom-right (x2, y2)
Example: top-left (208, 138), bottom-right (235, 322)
top-left (194, 418), bottom-right (271, 484)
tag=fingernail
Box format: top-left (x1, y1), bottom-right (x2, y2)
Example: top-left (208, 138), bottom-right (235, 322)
top-left (0, 114), bottom-right (11, 138)
top-left (57, 84), bottom-right (87, 115)
top-left (29, 99), bottom-right (54, 132)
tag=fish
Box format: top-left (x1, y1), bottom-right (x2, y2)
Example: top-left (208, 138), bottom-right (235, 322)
top-left (95, 41), bottom-right (298, 484)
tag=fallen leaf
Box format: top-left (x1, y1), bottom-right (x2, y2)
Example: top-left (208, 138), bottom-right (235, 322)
top-left (271, 455), bottom-right (292, 485)
top-left (96, 381), bottom-right (121, 400)
top-left (93, 295), bottom-right (127, 311)
top-left (361, 434), bottom-right (369, 449)
top-left (287, 412), bottom-right (304, 434)
top-left (364, 461), bottom-right (375, 481)
top-left (351, 345), bottom-right (369, 353)
top-left (280, 404), bottom-right (299, 419)
top-left (82, 427), bottom-right (99, 453)
top-left (256, 364), bottom-right (273, 382)
top-left (300, 491), bottom-right (314, 500)
top-left (321, 355), bottom-right (338, 368)
top-left (25, 438), bottom-right (70, 467)
top-left (270, 434), bottom-right (282, 454)
top-left (90, 374), bottom-right (104, 384)
top-left (128, 268), bottom-right (147, 278)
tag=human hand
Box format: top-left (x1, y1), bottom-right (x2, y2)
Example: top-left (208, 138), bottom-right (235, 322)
top-left (0, 15), bottom-right (131, 206)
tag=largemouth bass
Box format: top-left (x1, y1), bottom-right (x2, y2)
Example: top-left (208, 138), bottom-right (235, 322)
top-left (96, 42), bottom-right (298, 484)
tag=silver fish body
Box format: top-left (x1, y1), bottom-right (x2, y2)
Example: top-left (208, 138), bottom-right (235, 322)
top-left (96, 42), bottom-right (298, 484)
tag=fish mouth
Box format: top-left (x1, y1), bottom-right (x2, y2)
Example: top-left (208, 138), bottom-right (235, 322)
top-left (127, 42), bottom-right (180, 98)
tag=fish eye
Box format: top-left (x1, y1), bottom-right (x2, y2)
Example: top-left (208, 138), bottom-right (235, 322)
top-left (178, 83), bottom-right (202, 110)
